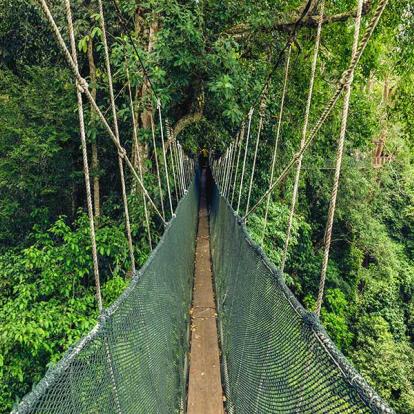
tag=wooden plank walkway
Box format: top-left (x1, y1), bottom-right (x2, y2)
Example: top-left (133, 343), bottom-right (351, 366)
top-left (187, 168), bottom-right (224, 414)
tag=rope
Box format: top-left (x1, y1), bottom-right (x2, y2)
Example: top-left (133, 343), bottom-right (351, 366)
top-left (175, 141), bottom-right (185, 196)
top-left (166, 121), bottom-right (178, 201)
top-left (36, 0), bottom-right (167, 226)
top-left (181, 146), bottom-right (188, 189)
top-left (222, 147), bottom-right (231, 195)
top-left (280, 3), bottom-right (324, 273)
top-left (262, 46), bottom-right (292, 242)
top-left (218, 156), bottom-right (224, 190)
top-left (220, 153), bottom-right (227, 191)
top-left (316, 0), bottom-right (364, 317)
top-left (64, 0), bottom-right (102, 312)
top-left (150, 113), bottom-right (166, 220)
top-left (231, 124), bottom-right (245, 206)
top-left (243, 0), bottom-right (390, 220)
top-left (98, 0), bottom-right (135, 275)
top-left (178, 142), bottom-right (187, 193)
top-left (226, 140), bottom-right (237, 198)
top-left (226, 131), bottom-right (239, 199)
top-left (237, 108), bottom-right (254, 214)
top-left (226, 145), bottom-right (234, 196)
top-left (126, 66), bottom-right (153, 250)
top-left (174, 140), bottom-right (184, 197)
top-left (246, 97), bottom-right (266, 218)
top-left (157, 100), bottom-right (174, 217)
top-left (65, 3), bottom-right (122, 413)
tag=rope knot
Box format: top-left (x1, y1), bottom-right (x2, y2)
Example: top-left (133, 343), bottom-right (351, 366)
top-left (157, 98), bottom-right (161, 109)
top-left (248, 107), bottom-right (254, 119)
top-left (118, 147), bottom-right (127, 159)
top-left (76, 78), bottom-right (89, 93)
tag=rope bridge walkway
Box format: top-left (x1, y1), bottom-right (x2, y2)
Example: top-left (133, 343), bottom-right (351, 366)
top-left (11, 0), bottom-right (398, 412)
top-left (12, 170), bottom-right (393, 414)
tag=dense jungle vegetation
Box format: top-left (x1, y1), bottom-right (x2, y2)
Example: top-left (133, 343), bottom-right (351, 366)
top-left (0, 0), bottom-right (413, 412)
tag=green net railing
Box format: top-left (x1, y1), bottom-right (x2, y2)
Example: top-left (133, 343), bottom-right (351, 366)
top-left (209, 182), bottom-right (393, 414)
top-left (12, 179), bottom-right (199, 414)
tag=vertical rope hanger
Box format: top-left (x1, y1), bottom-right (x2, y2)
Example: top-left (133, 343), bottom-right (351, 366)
top-left (262, 45), bottom-right (292, 241)
top-left (280, 2), bottom-right (325, 273)
top-left (227, 131), bottom-right (239, 199)
top-left (165, 121), bottom-right (178, 201)
top-left (65, 3), bottom-right (122, 413)
top-left (64, 0), bottom-right (102, 312)
top-left (316, 0), bottom-right (364, 316)
top-left (178, 142), bottom-right (186, 192)
top-left (222, 146), bottom-right (230, 195)
top-left (246, 94), bottom-right (267, 218)
top-left (157, 100), bottom-right (174, 217)
top-left (175, 141), bottom-right (185, 195)
top-left (237, 108), bottom-right (254, 214)
top-left (98, 0), bottom-right (136, 274)
top-left (174, 140), bottom-right (184, 197)
top-left (231, 123), bottom-right (245, 206)
top-left (223, 143), bottom-right (233, 197)
top-left (226, 137), bottom-right (238, 198)
top-left (125, 65), bottom-right (153, 250)
top-left (150, 113), bottom-right (166, 220)
top-left (226, 145), bottom-right (234, 196)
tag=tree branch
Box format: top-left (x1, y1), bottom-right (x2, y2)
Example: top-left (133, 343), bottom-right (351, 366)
top-left (165, 112), bottom-right (204, 150)
top-left (224, 0), bottom-right (373, 38)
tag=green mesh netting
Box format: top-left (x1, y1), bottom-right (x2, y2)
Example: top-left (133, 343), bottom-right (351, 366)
top-left (209, 183), bottom-right (393, 414)
top-left (12, 180), bottom-right (199, 414)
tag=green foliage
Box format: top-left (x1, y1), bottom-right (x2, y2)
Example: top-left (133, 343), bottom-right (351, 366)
top-left (0, 213), bottom-right (131, 412)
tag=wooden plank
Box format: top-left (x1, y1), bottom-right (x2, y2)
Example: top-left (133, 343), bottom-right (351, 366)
top-left (187, 168), bottom-right (224, 414)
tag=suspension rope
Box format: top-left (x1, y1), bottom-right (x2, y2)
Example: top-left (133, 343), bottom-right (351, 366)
top-left (226, 145), bottom-right (234, 196)
top-left (174, 140), bottom-right (183, 197)
top-left (165, 121), bottom-right (178, 201)
top-left (178, 142), bottom-right (186, 192)
top-left (36, 0), bottom-right (166, 226)
top-left (316, 0), bottom-right (364, 317)
top-left (237, 108), bottom-right (254, 214)
top-left (280, 2), bottom-right (325, 273)
top-left (157, 100), bottom-right (174, 217)
top-left (65, 3), bottom-right (122, 412)
top-left (175, 141), bottom-right (185, 196)
top-left (226, 131), bottom-right (239, 199)
top-left (262, 45), bottom-right (292, 241)
top-left (246, 97), bottom-right (266, 217)
top-left (126, 65), bottom-right (153, 250)
top-left (150, 112), bottom-right (166, 220)
top-left (231, 123), bottom-right (245, 206)
top-left (222, 148), bottom-right (228, 194)
top-left (64, 0), bottom-right (102, 312)
top-left (184, 152), bottom-right (191, 187)
top-left (220, 153), bottom-right (227, 190)
top-left (225, 138), bottom-right (237, 198)
top-left (243, 0), bottom-right (390, 220)
top-left (98, 0), bottom-right (136, 275)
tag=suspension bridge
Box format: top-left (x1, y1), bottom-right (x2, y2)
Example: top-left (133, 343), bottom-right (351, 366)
top-left (12, 0), bottom-right (395, 413)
